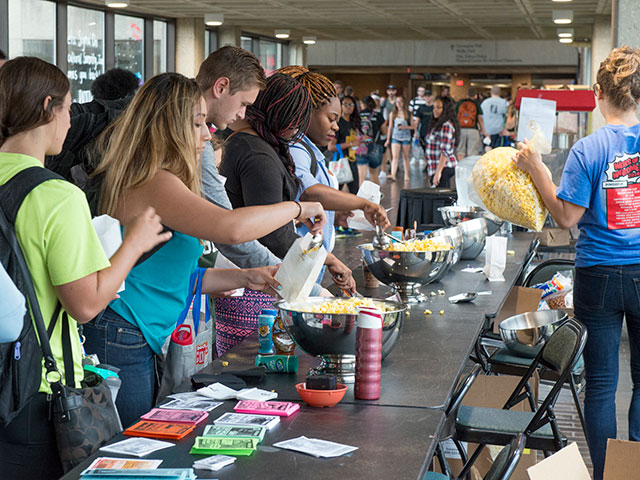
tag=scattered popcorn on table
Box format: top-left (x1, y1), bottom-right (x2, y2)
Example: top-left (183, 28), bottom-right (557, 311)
top-left (221, 361), bottom-right (229, 367)
top-left (440, 310), bottom-right (445, 315)
top-left (437, 290), bottom-right (445, 296)
top-left (430, 291), bottom-right (437, 297)
top-left (424, 309), bottom-right (432, 315)
top-left (507, 250), bottom-right (515, 256)
top-left (472, 147), bottom-right (551, 231)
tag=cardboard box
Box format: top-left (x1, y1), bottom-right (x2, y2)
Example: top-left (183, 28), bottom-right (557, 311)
top-left (535, 228), bottom-right (571, 247)
top-left (527, 438), bottom-right (640, 480)
top-left (436, 373), bottom-right (539, 480)
top-left (493, 286), bottom-right (543, 334)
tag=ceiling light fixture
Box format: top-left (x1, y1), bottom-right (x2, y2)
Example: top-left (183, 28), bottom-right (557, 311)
top-left (204, 14), bottom-right (224, 26)
top-left (552, 0), bottom-right (572, 2)
top-left (557, 28), bottom-right (574, 37)
top-left (105, 0), bottom-right (129, 7)
top-left (303, 36), bottom-right (316, 45)
top-left (552, 10), bottom-right (573, 24)
top-left (559, 37), bottom-right (574, 44)
top-left (275, 29), bottom-right (290, 39)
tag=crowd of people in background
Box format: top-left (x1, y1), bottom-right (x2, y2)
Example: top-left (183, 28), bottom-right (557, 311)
top-left (327, 77), bottom-right (517, 188)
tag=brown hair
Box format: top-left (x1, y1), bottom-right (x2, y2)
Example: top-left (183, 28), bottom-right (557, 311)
top-left (392, 96), bottom-right (410, 120)
top-left (277, 66), bottom-right (337, 109)
top-left (0, 56), bottom-right (69, 146)
top-left (93, 73), bottom-right (202, 216)
top-left (596, 45), bottom-right (640, 112)
top-left (196, 46), bottom-right (266, 96)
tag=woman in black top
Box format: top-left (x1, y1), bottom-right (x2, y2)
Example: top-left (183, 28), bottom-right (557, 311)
top-left (220, 73), bottom-right (355, 291)
top-left (328, 95), bottom-right (366, 194)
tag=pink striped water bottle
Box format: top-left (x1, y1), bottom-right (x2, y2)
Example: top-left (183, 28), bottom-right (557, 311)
top-left (355, 307), bottom-right (383, 400)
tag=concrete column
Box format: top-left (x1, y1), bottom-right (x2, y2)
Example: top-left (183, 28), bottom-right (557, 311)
top-left (289, 42), bottom-right (307, 67)
top-left (612, 0), bottom-right (640, 49)
top-left (511, 73), bottom-right (531, 101)
top-left (450, 73), bottom-right (470, 100)
top-left (218, 27), bottom-right (241, 47)
top-left (175, 17), bottom-right (204, 77)
top-left (590, 15), bottom-right (612, 133)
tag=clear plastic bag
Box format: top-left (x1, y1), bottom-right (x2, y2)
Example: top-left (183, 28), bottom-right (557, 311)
top-left (472, 146), bottom-right (551, 231)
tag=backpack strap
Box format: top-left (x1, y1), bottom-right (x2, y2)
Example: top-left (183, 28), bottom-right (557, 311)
top-left (299, 140), bottom-right (319, 178)
top-left (0, 167), bottom-right (64, 224)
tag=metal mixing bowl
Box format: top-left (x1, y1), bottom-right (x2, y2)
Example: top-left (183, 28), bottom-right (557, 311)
top-left (438, 205), bottom-right (504, 236)
top-left (458, 217), bottom-right (487, 260)
top-left (274, 297), bottom-right (406, 382)
top-left (427, 226), bottom-right (463, 281)
top-left (358, 243), bottom-right (455, 302)
top-left (499, 310), bottom-right (569, 358)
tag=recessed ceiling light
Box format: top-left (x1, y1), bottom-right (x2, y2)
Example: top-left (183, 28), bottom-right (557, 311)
top-left (559, 37), bottom-right (574, 44)
top-left (552, 0), bottom-right (572, 2)
top-left (303, 36), bottom-right (316, 45)
top-left (105, 0), bottom-right (129, 7)
top-left (275, 29), bottom-right (290, 39)
top-left (204, 14), bottom-right (224, 26)
top-left (553, 10), bottom-right (573, 24)
top-left (557, 28), bottom-right (574, 38)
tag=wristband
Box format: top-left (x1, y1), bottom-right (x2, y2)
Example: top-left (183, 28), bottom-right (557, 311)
top-left (293, 201), bottom-right (302, 220)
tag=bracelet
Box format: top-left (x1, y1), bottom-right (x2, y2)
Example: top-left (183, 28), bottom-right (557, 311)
top-left (293, 200), bottom-right (303, 220)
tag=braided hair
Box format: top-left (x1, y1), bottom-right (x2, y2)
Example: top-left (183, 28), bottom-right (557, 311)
top-left (277, 66), bottom-right (337, 109)
top-left (246, 73), bottom-right (311, 181)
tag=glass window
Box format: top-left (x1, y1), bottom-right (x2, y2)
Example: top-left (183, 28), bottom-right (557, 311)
top-left (241, 36), bottom-right (253, 53)
top-left (67, 6), bottom-right (105, 103)
top-left (154, 20), bottom-right (167, 75)
top-left (115, 14), bottom-right (144, 83)
top-left (258, 39), bottom-right (280, 75)
top-left (8, 0), bottom-right (56, 63)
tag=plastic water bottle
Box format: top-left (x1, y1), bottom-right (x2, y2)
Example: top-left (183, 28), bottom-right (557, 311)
top-left (354, 307), bottom-right (383, 400)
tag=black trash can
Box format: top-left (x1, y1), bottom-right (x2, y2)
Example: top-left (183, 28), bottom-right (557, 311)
top-left (396, 188), bottom-right (457, 230)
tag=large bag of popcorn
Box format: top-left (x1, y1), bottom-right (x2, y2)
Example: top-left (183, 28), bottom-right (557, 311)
top-left (472, 147), bottom-right (550, 231)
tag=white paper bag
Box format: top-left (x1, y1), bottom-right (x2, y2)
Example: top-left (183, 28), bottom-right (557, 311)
top-left (483, 236), bottom-right (507, 282)
top-left (213, 253), bottom-right (244, 297)
top-left (347, 181), bottom-right (381, 231)
top-left (92, 214), bottom-right (125, 292)
top-left (274, 233), bottom-right (327, 303)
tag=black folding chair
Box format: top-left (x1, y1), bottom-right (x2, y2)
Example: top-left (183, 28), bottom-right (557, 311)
top-left (454, 318), bottom-right (587, 479)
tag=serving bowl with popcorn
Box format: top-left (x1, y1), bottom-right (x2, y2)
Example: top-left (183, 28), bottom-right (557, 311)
top-left (274, 297), bottom-right (406, 383)
top-left (358, 237), bottom-right (454, 303)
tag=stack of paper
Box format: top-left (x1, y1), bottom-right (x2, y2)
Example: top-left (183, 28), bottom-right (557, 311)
top-left (124, 420), bottom-right (195, 440)
top-left (214, 412), bottom-right (280, 430)
top-left (196, 383), bottom-right (278, 401)
top-left (273, 436), bottom-right (358, 458)
top-left (189, 436), bottom-right (258, 456)
top-left (202, 424), bottom-right (266, 442)
top-left (192, 454), bottom-right (236, 471)
top-left (160, 396), bottom-right (223, 412)
top-left (233, 400), bottom-right (300, 417)
top-left (80, 468), bottom-right (196, 479)
top-left (86, 458), bottom-right (163, 470)
top-left (100, 438), bottom-right (175, 457)
top-left (140, 409), bottom-right (208, 425)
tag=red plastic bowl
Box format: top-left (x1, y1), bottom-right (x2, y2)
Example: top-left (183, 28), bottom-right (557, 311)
top-left (295, 382), bottom-right (348, 408)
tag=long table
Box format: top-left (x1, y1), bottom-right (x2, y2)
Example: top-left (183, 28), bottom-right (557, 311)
top-left (61, 232), bottom-right (535, 480)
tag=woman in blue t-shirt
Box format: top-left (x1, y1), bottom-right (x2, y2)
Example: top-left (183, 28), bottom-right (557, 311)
top-left (515, 46), bottom-right (640, 480)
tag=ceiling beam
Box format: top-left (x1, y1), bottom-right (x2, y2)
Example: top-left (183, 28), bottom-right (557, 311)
top-left (427, 0), bottom-right (492, 39)
top-left (511, 0), bottom-right (544, 39)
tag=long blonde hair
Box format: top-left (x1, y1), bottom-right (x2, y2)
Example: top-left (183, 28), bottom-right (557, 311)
top-left (93, 73), bottom-right (202, 216)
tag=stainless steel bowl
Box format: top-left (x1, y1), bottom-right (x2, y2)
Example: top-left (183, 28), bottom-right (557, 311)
top-left (358, 243), bottom-right (454, 302)
top-left (458, 217), bottom-right (487, 260)
top-left (438, 205), bottom-right (503, 236)
top-left (274, 297), bottom-right (406, 383)
top-left (499, 310), bottom-right (568, 358)
top-left (427, 226), bottom-right (463, 281)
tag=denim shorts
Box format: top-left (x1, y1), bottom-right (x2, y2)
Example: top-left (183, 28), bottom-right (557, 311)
top-left (356, 144), bottom-right (383, 168)
top-left (391, 139), bottom-right (411, 146)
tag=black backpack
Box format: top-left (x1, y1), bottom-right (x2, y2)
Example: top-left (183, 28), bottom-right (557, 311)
top-left (0, 167), bottom-right (64, 426)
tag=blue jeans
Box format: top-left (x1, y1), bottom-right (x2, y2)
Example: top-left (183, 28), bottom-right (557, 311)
top-left (574, 264), bottom-right (640, 480)
top-left (82, 307), bottom-right (156, 429)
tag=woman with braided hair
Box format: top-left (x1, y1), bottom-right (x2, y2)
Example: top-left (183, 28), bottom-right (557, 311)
top-left (219, 72), bottom-right (356, 292)
top-left (277, 66), bottom-right (390, 257)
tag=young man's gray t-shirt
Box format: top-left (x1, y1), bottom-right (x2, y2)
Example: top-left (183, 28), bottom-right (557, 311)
top-left (480, 97), bottom-right (508, 135)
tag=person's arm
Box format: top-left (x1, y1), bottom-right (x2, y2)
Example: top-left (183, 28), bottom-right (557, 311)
top-left (478, 114), bottom-right (487, 137)
top-left (513, 143), bottom-right (586, 228)
top-left (324, 253), bottom-right (355, 292)
top-left (300, 184), bottom-right (390, 229)
top-left (122, 168), bottom-right (325, 247)
top-left (202, 265), bottom-right (281, 298)
top-left (385, 112), bottom-right (396, 146)
top-left (200, 143), bottom-right (281, 267)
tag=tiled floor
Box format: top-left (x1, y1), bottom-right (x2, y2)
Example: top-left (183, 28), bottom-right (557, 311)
top-left (326, 156), bottom-right (635, 474)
